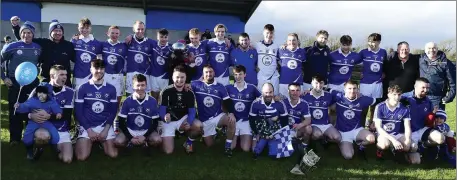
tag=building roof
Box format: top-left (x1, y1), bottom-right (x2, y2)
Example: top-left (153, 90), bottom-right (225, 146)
top-left (36, 0), bottom-right (262, 22)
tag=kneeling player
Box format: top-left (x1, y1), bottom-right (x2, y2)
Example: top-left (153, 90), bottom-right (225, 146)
top-left (114, 74), bottom-right (161, 153)
top-left (158, 66), bottom-right (199, 154)
top-left (374, 85), bottom-right (413, 161)
top-left (226, 65), bottom-right (261, 152)
top-left (284, 83), bottom-right (313, 175)
top-left (331, 80), bottom-right (376, 160)
top-left (191, 65), bottom-right (236, 157)
top-left (75, 60), bottom-right (118, 161)
top-left (302, 75), bottom-right (341, 148)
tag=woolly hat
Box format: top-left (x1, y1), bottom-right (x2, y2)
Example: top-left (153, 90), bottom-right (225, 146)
top-left (20, 21), bottom-right (35, 36)
top-left (49, 19), bottom-right (64, 37)
top-left (435, 109), bottom-right (447, 122)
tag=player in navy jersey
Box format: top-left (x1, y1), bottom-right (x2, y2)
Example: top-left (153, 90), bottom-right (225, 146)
top-left (284, 83), bottom-right (314, 175)
top-left (330, 80), bottom-right (376, 160)
top-left (125, 21), bottom-right (155, 95)
top-left (225, 65), bottom-right (261, 152)
top-left (206, 24), bottom-right (233, 86)
top-left (359, 33), bottom-right (388, 127)
top-left (302, 30), bottom-right (332, 90)
top-left (74, 60), bottom-right (118, 161)
top-left (374, 85), bottom-right (413, 161)
top-left (114, 74), bottom-right (161, 154)
top-left (255, 24), bottom-right (280, 95)
top-left (400, 78), bottom-right (445, 164)
top-left (102, 26), bottom-right (128, 106)
top-left (302, 76), bottom-right (341, 147)
top-left (328, 35), bottom-right (362, 92)
top-left (250, 83), bottom-right (289, 159)
top-left (150, 28), bottom-right (173, 100)
top-left (28, 65), bottom-right (75, 163)
top-left (190, 64), bottom-right (236, 157)
top-left (230, 33), bottom-right (258, 86)
top-left (72, 18), bottom-right (102, 89)
top-left (158, 66), bottom-right (198, 154)
top-left (278, 33), bottom-right (306, 98)
top-left (187, 28), bottom-right (209, 81)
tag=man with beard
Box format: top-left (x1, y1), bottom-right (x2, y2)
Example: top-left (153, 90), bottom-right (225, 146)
top-left (158, 66), bottom-right (198, 154)
top-left (190, 64), bottom-right (236, 157)
top-left (303, 30), bottom-right (332, 90)
top-left (114, 74), bottom-right (161, 154)
top-left (400, 78), bottom-right (445, 164)
top-left (11, 17), bottom-right (75, 87)
top-left (74, 60), bottom-right (118, 161)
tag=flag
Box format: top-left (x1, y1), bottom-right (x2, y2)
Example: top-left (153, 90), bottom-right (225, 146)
top-left (272, 126), bottom-right (296, 158)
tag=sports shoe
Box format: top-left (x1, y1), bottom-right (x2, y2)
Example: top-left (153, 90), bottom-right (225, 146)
top-left (358, 148), bottom-right (367, 161)
top-left (290, 164), bottom-right (305, 175)
top-left (376, 149), bottom-right (384, 161)
top-left (183, 142), bottom-right (194, 154)
top-left (10, 141), bottom-right (19, 147)
top-left (320, 138), bottom-right (330, 150)
top-left (33, 147), bottom-right (44, 160)
top-left (143, 142), bottom-right (152, 157)
top-left (225, 148), bottom-right (233, 158)
top-left (253, 153), bottom-right (259, 160)
top-left (26, 149), bottom-right (35, 161)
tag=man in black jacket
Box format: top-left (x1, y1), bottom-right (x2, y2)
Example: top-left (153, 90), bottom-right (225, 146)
top-left (12, 17), bottom-right (75, 87)
top-left (383, 41), bottom-right (420, 99)
top-left (419, 42), bottom-right (456, 110)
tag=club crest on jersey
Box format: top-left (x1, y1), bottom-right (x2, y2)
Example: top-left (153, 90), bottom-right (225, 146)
top-left (92, 47), bottom-right (95, 51)
top-left (348, 104), bottom-right (353, 109)
top-left (105, 93), bottom-right (109, 98)
top-left (246, 94), bottom-right (250, 98)
top-left (343, 110), bottom-right (355, 119)
top-left (118, 49), bottom-right (122, 53)
top-left (17, 50), bottom-right (23, 55)
top-left (92, 101), bottom-right (104, 113)
top-left (134, 116), bottom-right (145, 127)
top-left (146, 108), bottom-right (150, 113)
top-left (262, 56), bottom-right (273, 66)
top-left (250, 54), bottom-right (253, 58)
top-left (34, 50), bottom-right (38, 56)
top-left (235, 102), bottom-right (245, 112)
top-left (61, 100), bottom-right (66, 105)
top-left (322, 101), bottom-right (327, 106)
top-left (110, 47), bottom-right (115, 52)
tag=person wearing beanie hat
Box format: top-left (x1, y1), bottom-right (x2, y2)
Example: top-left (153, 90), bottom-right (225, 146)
top-left (19, 21), bottom-right (35, 43)
top-left (49, 19), bottom-right (64, 42)
top-left (10, 16), bottom-right (75, 87)
top-left (433, 110), bottom-right (456, 168)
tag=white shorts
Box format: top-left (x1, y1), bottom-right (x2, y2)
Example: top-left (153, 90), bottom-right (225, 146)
top-left (57, 131), bottom-right (71, 144)
top-left (340, 127), bottom-right (364, 143)
top-left (279, 83), bottom-right (305, 99)
top-left (74, 76), bottom-right (90, 90)
top-left (78, 125), bottom-right (116, 140)
top-left (158, 115), bottom-right (187, 137)
top-left (328, 83), bottom-right (345, 92)
top-left (312, 124), bottom-right (333, 133)
top-left (258, 76), bottom-right (280, 95)
top-left (105, 73), bottom-right (124, 97)
top-left (215, 76), bottom-right (230, 86)
top-left (377, 133), bottom-right (404, 141)
top-left (127, 128), bottom-right (148, 137)
top-left (150, 75), bottom-right (169, 92)
top-left (235, 120), bottom-right (252, 136)
top-left (412, 127), bottom-right (430, 143)
top-left (126, 72), bottom-right (150, 93)
top-left (360, 82), bottom-right (383, 98)
top-left (202, 113), bottom-right (225, 137)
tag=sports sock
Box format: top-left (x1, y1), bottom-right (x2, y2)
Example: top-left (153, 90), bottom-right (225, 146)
top-left (225, 140), bottom-right (232, 149)
top-left (186, 137), bottom-right (194, 145)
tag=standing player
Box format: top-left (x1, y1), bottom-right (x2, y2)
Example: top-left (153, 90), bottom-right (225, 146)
top-left (125, 20), bottom-right (155, 96)
top-left (330, 80), bottom-right (376, 160)
top-left (72, 18), bottom-right (102, 89)
top-left (114, 74), bottom-right (162, 152)
top-left (74, 60), bottom-right (118, 161)
top-left (359, 33), bottom-right (388, 127)
top-left (250, 83), bottom-right (289, 159)
top-left (374, 84), bottom-right (413, 161)
top-left (207, 24), bottom-right (233, 86)
top-left (328, 35), bottom-right (362, 92)
top-left (302, 75), bottom-right (341, 148)
top-left (158, 66), bottom-right (199, 154)
top-left (150, 28), bottom-right (173, 99)
top-left (303, 30), bottom-right (332, 90)
top-left (190, 64), bottom-right (236, 157)
top-left (101, 26), bottom-right (128, 105)
top-left (230, 33), bottom-right (258, 85)
top-left (225, 65), bottom-right (261, 152)
top-left (278, 33), bottom-right (306, 98)
top-left (187, 28), bottom-right (208, 81)
top-left (255, 24), bottom-right (280, 95)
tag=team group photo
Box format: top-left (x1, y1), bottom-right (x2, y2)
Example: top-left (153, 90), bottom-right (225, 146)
top-left (1, 1), bottom-right (456, 179)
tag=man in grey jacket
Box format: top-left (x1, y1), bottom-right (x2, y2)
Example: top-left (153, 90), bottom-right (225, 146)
top-left (419, 42), bottom-right (456, 110)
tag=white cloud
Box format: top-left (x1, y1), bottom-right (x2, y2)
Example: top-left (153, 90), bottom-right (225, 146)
top-left (246, 1), bottom-right (456, 49)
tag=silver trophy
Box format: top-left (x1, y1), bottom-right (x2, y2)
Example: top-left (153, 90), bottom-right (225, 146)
top-left (299, 149), bottom-right (321, 175)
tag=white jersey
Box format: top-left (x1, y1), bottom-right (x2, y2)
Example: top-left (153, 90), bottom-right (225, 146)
top-left (255, 41), bottom-right (280, 79)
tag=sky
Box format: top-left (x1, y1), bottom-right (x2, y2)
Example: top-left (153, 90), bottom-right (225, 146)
top-left (245, 1), bottom-right (456, 50)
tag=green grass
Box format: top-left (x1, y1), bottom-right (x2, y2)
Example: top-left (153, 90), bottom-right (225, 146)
top-left (1, 84), bottom-right (456, 180)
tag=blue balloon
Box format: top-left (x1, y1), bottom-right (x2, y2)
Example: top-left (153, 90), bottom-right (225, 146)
top-left (14, 62), bottom-right (38, 86)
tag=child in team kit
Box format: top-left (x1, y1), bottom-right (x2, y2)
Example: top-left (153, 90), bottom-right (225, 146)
top-left (14, 86), bottom-right (62, 160)
top-left (433, 110), bottom-right (456, 167)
